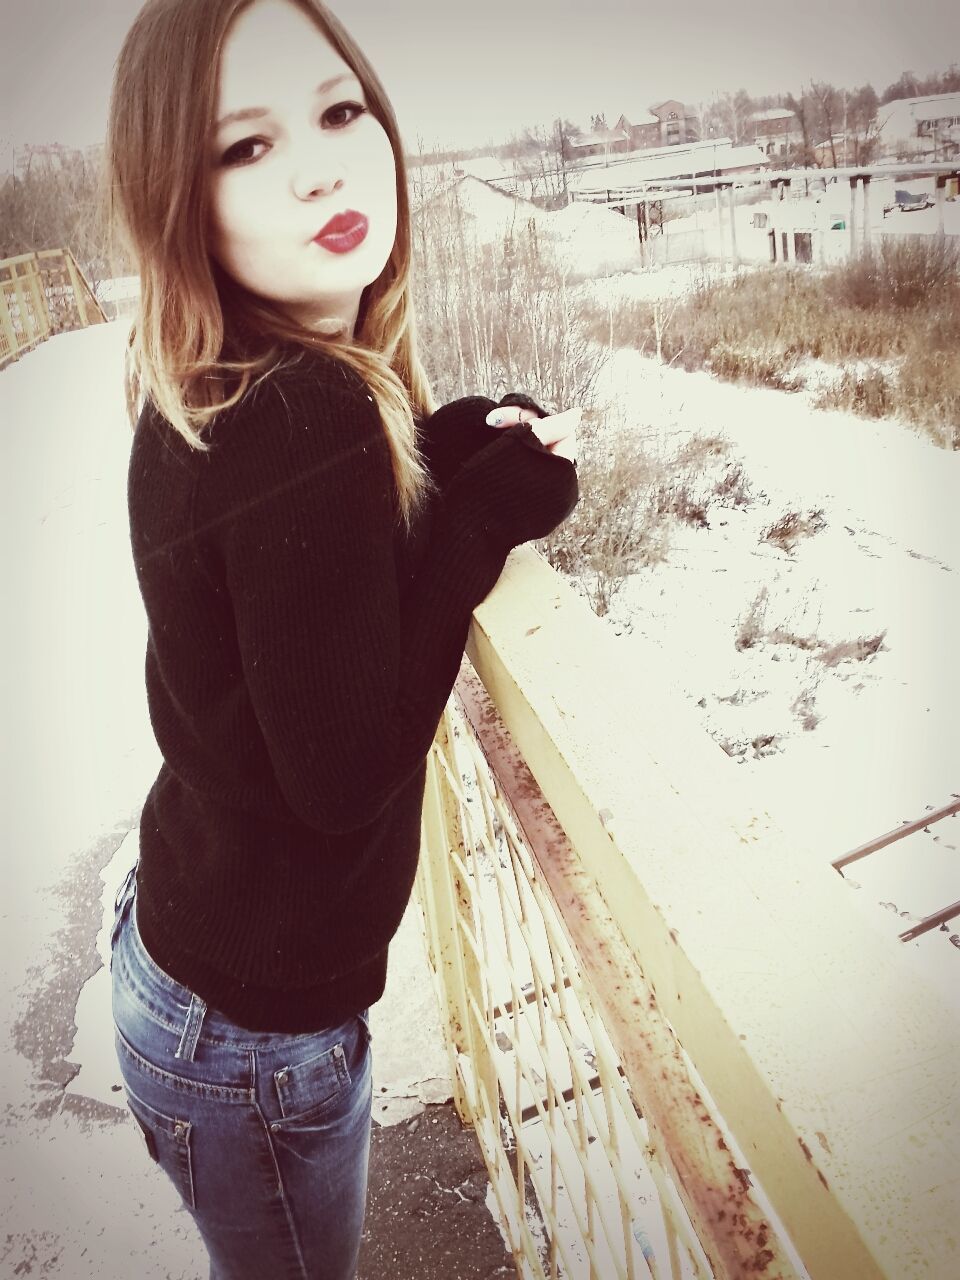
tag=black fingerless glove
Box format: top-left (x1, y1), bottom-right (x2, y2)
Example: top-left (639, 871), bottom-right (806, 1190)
top-left (419, 391), bottom-right (552, 491)
top-left (496, 391), bottom-right (550, 419)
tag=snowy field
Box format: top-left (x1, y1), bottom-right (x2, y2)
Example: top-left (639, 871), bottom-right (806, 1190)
top-left (586, 345), bottom-right (959, 1005)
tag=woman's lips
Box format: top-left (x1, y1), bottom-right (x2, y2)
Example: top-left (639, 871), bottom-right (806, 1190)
top-left (313, 211), bottom-right (369, 254)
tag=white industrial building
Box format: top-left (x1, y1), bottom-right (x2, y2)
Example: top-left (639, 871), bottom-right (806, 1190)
top-left (874, 92), bottom-right (960, 160)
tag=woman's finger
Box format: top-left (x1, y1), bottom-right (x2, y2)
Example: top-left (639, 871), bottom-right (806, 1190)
top-left (549, 435), bottom-right (578, 463)
top-left (529, 407), bottom-right (581, 448)
top-left (484, 404), bottom-right (579, 462)
top-left (485, 406), bottom-right (531, 428)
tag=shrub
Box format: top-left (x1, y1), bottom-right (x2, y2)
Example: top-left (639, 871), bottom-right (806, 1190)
top-left (537, 409), bottom-right (670, 617)
top-left (813, 367), bottom-right (894, 420)
top-left (817, 633), bottom-right (886, 666)
top-left (762, 509), bottom-right (828, 554)
top-left (735, 587), bottom-right (769, 651)
top-left (824, 235), bottom-right (960, 311)
top-left (587, 256), bottom-right (960, 448)
top-left (707, 342), bottom-right (805, 391)
top-left (413, 190), bottom-right (609, 412)
top-left (714, 462), bottom-right (753, 507)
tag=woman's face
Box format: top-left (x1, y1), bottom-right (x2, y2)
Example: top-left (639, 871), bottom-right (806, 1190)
top-left (208, 0), bottom-right (398, 336)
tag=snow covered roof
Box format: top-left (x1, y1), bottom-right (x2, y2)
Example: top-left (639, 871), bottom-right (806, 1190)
top-left (570, 127), bottom-right (631, 148)
top-left (414, 175), bottom-right (542, 243)
top-left (649, 100), bottom-right (697, 117)
top-left (567, 141), bottom-right (767, 192)
top-left (749, 108), bottom-right (796, 122)
top-left (614, 110), bottom-right (660, 127)
top-left (878, 90), bottom-right (960, 111)
top-left (875, 92), bottom-right (960, 140)
top-left (456, 156), bottom-right (512, 182)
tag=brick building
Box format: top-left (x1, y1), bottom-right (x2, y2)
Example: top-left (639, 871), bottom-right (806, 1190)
top-left (569, 100), bottom-right (700, 161)
top-left (746, 108), bottom-right (802, 157)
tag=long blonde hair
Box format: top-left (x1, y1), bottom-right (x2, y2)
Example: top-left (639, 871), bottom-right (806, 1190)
top-left (104, 0), bottom-right (436, 529)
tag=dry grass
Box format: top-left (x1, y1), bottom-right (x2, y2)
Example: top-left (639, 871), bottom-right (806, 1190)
top-left (537, 409), bottom-right (670, 617)
top-left (713, 461), bottom-right (753, 507)
top-left (762, 508), bottom-right (828, 554)
top-left (536, 419), bottom-right (742, 616)
top-left (817, 634), bottom-right (886, 666)
top-left (790, 686), bottom-right (822, 732)
top-left (735, 585), bottom-right (886, 665)
top-left (734, 586), bottom-right (770, 651)
top-left (582, 238), bottom-right (960, 447)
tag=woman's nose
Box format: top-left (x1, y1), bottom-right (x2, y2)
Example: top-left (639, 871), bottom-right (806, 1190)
top-left (292, 158), bottom-right (345, 201)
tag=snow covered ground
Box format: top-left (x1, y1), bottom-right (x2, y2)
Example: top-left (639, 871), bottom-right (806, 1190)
top-left (583, 344), bottom-right (959, 1010)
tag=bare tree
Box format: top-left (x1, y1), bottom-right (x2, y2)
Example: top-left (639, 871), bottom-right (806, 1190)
top-left (783, 89), bottom-right (818, 167)
top-left (412, 182), bottom-right (608, 410)
top-left (707, 89), bottom-right (754, 145)
top-left (0, 149), bottom-right (117, 285)
top-left (810, 81), bottom-right (843, 166)
top-left (500, 118), bottom-right (576, 207)
top-left (846, 84), bottom-right (881, 163)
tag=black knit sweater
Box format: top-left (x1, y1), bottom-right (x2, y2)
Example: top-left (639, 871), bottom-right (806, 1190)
top-left (128, 347), bottom-right (578, 1032)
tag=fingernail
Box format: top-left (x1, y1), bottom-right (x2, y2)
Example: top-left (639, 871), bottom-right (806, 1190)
top-left (486, 411), bottom-right (504, 426)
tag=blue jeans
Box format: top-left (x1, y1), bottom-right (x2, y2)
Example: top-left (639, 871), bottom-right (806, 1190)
top-left (109, 861), bottom-right (373, 1280)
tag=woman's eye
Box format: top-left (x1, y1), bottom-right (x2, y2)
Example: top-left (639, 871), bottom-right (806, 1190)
top-left (322, 101), bottom-right (367, 129)
top-left (221, 137), bottom-right (268, 167)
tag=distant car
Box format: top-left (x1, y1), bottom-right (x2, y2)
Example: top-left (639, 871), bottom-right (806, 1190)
top-left (886, 189), bottom-right (935, 213)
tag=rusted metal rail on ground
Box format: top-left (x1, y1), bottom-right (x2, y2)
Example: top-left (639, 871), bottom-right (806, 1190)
top-left (832, 797), bottom-right (960, 941)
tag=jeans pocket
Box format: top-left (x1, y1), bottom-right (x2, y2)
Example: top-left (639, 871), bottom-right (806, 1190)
top-left (270, 1041), bottom-right (352, 1127)
top-left (122, 1084), bottom-right (197, 1211)
top-left (269, 1014), bottom-right (372, 1130)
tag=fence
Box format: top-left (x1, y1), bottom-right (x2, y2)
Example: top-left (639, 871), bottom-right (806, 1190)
top-left (0, 248), bottom-right (105, 368)
top-left (646, 228), bottom-right (707, 268)
top-left (415, 547), bottom-right (959, 1280)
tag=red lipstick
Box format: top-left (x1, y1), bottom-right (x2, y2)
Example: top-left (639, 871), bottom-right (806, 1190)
top-left (313, 210), bottom-right (369, 254)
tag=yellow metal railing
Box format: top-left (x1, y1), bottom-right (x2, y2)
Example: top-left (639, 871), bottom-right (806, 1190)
top-left (0, 248), bottom-right (105, 367)
top-left (416, 547), bottom-right (960, 1280)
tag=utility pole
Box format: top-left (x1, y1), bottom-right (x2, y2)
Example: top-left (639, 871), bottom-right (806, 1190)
top-left (842, 90), bottom-right (848, 166)
top-left (555, 118), bottom-right (569, 205)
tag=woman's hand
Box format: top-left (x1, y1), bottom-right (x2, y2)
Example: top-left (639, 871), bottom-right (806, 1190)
top-left (485, 404), bottom-right (580, 465)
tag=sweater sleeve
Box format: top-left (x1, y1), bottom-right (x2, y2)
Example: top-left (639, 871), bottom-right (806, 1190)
top-left (200, 370), bottom-right (577, 836)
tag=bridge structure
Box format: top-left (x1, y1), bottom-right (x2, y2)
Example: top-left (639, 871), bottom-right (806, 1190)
top-left (0, 248), bottom-right (105, 367)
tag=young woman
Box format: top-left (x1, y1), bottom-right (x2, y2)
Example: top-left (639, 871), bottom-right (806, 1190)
top-left (105, 1), bottom-right (579, 1276)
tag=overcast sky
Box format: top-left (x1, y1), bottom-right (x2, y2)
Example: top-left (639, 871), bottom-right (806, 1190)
top-left (2, 0), bottom-right (957, 157)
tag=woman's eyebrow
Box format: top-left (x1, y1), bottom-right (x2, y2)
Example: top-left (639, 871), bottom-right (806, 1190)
top-left (215, 73), bottom-right (359, 130)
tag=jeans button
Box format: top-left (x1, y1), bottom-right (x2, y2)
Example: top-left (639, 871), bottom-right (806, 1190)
top-left (276, 1070), bottom-right (289, 1086)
